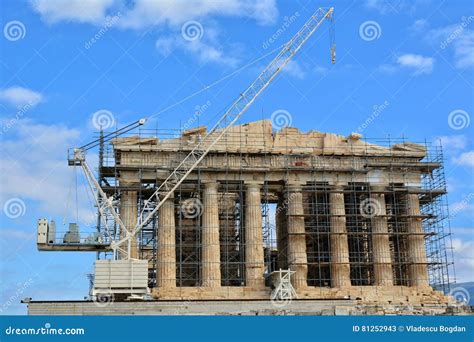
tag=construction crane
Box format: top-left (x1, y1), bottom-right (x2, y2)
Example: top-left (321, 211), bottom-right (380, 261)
top-left (37, 6), bottom-right (335, 297)
top-left (116, 6), bottom-right (335, 258)
top-left (37, 119), bottom-right (146, 251)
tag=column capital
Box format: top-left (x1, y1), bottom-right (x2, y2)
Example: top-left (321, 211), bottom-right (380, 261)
top-left (245, 182), bottom-right (262, 191)
top-left (286, 182), bottom-right (305, 193)
top-left (370, 184), bottom-right (388, 192)
top-left (330, 182), bottom-right (346, 190)
top-left (203, 181), bottom-right (219, 191)
top-left (118, 181), bottom-right (140, 190)
top-left (158, 191), bottom-right (174, 199)
top-left (118, 170), bottom-right (140, 186)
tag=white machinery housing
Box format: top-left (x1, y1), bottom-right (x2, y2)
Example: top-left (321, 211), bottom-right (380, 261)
top-left (92, 259), bottom-right (148, 296)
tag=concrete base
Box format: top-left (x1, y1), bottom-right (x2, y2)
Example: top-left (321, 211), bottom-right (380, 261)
top-left (151, 285), bottom-right (455, 306)
top-left (25, 299), bottom-right (469, 316)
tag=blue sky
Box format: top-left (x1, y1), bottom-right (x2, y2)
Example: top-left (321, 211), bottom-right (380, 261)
top-left (0, 0), bottom-right (473, 314)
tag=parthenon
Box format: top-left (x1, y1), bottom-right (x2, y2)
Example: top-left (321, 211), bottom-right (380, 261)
top-left (99, 120), bottom-right (452, 304)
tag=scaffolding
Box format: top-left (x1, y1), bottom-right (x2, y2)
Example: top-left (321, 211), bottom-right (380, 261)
top-left (93, 122), bottom-right (454, 295)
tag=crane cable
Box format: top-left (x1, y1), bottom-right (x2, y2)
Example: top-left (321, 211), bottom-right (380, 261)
top-left (146, 43), bottom-right (286, 121)
top-left (75, 165), bottom-right (79, 223)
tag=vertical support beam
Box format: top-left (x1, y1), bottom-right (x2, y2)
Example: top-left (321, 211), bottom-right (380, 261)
top-left (370, 186), bottom-right (393, 286)
top-left (245, 183), bottom-right (265, 288)
top-left (157, 193), bottom-right (176, 288)
top-left (120, 190), bottom-right (138, 259)
top-left (406, 192), bottom-right (429, 287)
top-left (329, 183), bottom-right (351, 287)
top-left (201, 182), bottom-right (221, 287)
top-left (219, 193), bottom-right (238, 286)
top-left (286, 183), bottom-right (308, 289)
top-left (276, 197), bottom-right (288, 269)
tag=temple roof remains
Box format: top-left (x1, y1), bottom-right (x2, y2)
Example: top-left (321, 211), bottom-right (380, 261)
top-left (112, 120), bottom-right (426, 158)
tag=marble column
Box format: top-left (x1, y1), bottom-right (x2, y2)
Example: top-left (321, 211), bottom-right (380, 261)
top-left (406, 192), bottom-right (429, 287)
top-left (329, 183), bottom-right (351, 287)
top-left (370, 186), bottom-right (393, 286)
top-left (156, 194), bottom-right (176, 288)
top-left (287, 184), bottom-right (308, 289)
top-left (201, 182), bottom-right (221, 287)
top-left (245, 183), bottom-right (265, 287)
top-left (276, 197), bottom-right (288, 269)
top-left (120, 190), bottom-right (138, 259)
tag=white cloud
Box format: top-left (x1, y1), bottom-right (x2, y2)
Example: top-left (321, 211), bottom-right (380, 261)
top-left (32, 0), bottom-right (278, 27)
top-left (155, 25), bottom-right (240, 67)
top-left (450, 192), bottom-right (474, 219)
top-left (31, 0), bottom-right (278, 68)
top-left (433, 25), bottom-right (474, 69)
top-left (396, 54), bottom-right (434, 75)
top-left (450, 200), bottom-right (474, 215)
top-left (119, 0), bottom-right (278, 28)
top-left (0, 86), bottom-right (43, 107)
top-left (364, 0), bottom-right (430, 14)
top-left (453, 31), bottom-right (474, 69)
top-left (155, 37), bottom-right (177, 57)
top-left (378, 63), bottom-right (398, 74)
top-left (314, 65), bottom-right (329, 76)
top-left (454, 151), bottom-right (474, 168)
top-left (31, 0), bottom-right (115, 24)
top-left (0, 120), bottom-right (96, 225)
top-left (378, 53), bottom-right (434, 76)
top-left (451, 238), bottom-right (474, 283)
top-left (0, 229), bottom-right (35, 240)
top-left (436, 135), bottom-right (468, 151)
top-left (413, 19), bottom-right (474, 69)
top-left (410, 19), bottom-right (429, 33)
top-left (451, 227), bottom-right (474, 237)
top-left (364, 0), bottom-right (398, 14)
top-left (283, 60), bottom-right (306, 79)
top-left (181, 40), bottom-right (239, 67)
